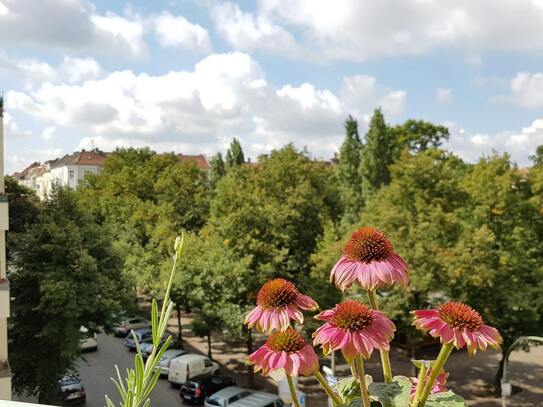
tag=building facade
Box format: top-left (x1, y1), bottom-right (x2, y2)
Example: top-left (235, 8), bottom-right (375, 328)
top-left (14, 149), bottom-right (108, 200)
top-left (0, 98), bottom-right (11, 400)
top-left (14, 152), bottom-right (210, 200)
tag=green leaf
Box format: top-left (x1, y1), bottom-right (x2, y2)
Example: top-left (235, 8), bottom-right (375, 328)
top-left (411, 359), bottom-right (433, 369)
top-left (367, 376), bottom-right (411, 407)
top-left (333, 377), bottom-right (359, 403)
top-left (426, 391), bottom-right (467, 406)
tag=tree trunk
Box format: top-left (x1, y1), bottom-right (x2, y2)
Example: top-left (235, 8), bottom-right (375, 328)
top-left (246, 327), bottom-right (255, 388)
top-left (176, 304), bottom-right (184, 349)
top-left (494, 347), bottom-right (508, 395)
top-left (207, 333), bottom-right (212, 360)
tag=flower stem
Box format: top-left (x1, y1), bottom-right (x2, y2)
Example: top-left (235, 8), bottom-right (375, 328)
top-left (410, 363), bottom-right (427, 407)
top-left (367, 289), bottom-right (393, 383)
top-left (286, 374), bottom-right (301, 407)
top-left (354, 354), bottom-right (371, 407)
top-left (418, 343), bottom-right (454, 406)
top-left (314, 370), bottom-right (342, 406)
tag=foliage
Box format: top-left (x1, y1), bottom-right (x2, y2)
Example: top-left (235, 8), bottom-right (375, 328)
top-left (225, 137), bottom-right (245, 168)
top-left (77, 148), bottom-right (211, 292)
top-left (9, 186), bottom-right (129, 403)
top-left (335, 115), bottom-right (364, 220)
top-left (392, 119), bottom-right (450, 154)
top-left (209, 152), bottom-right (226, 186)
top-left (5, 176), bottom-right (40, 234)
top-left (106, 235), bottom-right (183, 407)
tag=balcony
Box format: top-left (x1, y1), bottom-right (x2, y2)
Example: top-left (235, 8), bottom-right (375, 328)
top-left (0, 279), bottom-right (8, 318)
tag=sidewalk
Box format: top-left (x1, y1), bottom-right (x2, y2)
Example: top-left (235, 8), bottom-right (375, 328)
top-left (166, 313), bottom-right (543, 406)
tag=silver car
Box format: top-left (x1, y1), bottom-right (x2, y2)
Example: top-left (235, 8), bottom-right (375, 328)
top-left (205, 386), bottom-right (253, 407)
top-left (113, 317), bottom-right (151, 337)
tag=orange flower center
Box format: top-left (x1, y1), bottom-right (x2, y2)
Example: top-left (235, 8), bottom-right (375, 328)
top-left (266, 328), bottom-right (306, 353)
top-left (257, 278), bottom-right (299, 309)
top-left (343, 227), bottom-right (393, 263)
top-left (438, 302), bottom-right (483, 331)
top-left (330, 300), bottom-right (374, 331)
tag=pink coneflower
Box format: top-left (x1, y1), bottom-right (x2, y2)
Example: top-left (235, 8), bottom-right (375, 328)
top-left (313, 300), bottom-right (395, 362)
top-left (248, 328), bottom-right (319, 378)
top-left (412, 302), bottom-right (502, 355)
top-left (330, 227), bottom-right (408, 291)
top-left (244, 279), bottom-right (318, 333)
top-left (410, 370), bottom-right (449, 395)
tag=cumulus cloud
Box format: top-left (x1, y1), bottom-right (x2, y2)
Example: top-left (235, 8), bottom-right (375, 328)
top-left (511, 72), bottom-right (543, 108)
top-left (209, 0), bottom-right (543, 61)
top-left (0, 0), bottom-right (146, 57)
top-left (6, 52), bottom-right (406, 161)
top-left (150, 12), bottom-right (212, 53)
top-left (210, 1), bottom-right (303, 58)
top-left (445, 119), bottom-right (543, 166)
top-left (436, 88), bottom-right (452, 104)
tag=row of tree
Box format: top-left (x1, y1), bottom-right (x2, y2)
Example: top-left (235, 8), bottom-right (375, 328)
top-left (6, 109), bottom-right (543, 401)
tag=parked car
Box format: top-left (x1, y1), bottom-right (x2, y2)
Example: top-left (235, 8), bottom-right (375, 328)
top-left (59, 375), bottom-right (86, 405)
top-left (113, 317), bottom-right (151, 337)
top-left (168, 354), bottom-right (219, 385)
top-left (180, 375), bottom-right (236, 405)
top-left (124, 328), bottom-right (153, 351)
top-left (205, 387), bottom-right (253, 407)
top-left (228, 392), bottom-right (284, 407)
top-left (140, 334), bottom-right (176, 359)
top-left (79, 326), bottom-right (98, 352)
top-left (156, 349), bottom-right (188, 376)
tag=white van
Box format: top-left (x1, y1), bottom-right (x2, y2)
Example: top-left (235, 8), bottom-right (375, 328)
top-left (168, 354), bottom-right (219, 385)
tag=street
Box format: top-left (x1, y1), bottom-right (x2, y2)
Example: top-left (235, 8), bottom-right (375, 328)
top-left (77, 334), bottom-right (182, 407)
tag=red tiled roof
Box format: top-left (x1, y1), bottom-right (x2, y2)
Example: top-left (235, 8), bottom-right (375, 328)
top-left (72, 150), bottom-right (109, 166)
top-left (177, 154), bottom-right (209, 170)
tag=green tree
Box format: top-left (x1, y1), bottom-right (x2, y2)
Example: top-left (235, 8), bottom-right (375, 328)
top-left (445, 155), bottom-right (543, 387)
top-left (5, 176), bottom-right (40, 234)
top-left (335, 115), bottom-right (364, 220)
top-left (209, 145), bottom-right (340, 385)
top-left (209, 152), bottom-right (226, 186)
top-left (359, 109), bottom-right (397, 195)
top-left (9, 186), bottom-right (128, 403)
top-left (77, 148), bottom-right (211, 293)
top-left (392, 119), bottom-right (450, 153)
top-left (530, 145), bottom-right (543, 167)
top-left (225, 138), bottom-right (245, 168)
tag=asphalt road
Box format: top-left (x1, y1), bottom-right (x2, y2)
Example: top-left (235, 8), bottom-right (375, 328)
top-left (77, 333), bottom-right (183, 407)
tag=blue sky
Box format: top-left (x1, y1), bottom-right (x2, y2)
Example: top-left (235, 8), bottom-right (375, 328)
top-left (1, 0), bottom-right (543, 173)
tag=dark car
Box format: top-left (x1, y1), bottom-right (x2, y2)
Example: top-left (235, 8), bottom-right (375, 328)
top-left (180, 375), bottom-right (236, 405)
top-left (59, 375), bottom-right (86, 405)
top-left (124, 327), bottom-right (153, 351)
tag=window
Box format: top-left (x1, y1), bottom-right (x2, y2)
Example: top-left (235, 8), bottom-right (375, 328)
top-left (84, 170), bottom-right (92, 176)
top-left (69, 170), bottom-right (75, 180)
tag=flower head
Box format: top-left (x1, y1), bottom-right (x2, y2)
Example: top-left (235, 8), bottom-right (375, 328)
top-left (313, 300), bottom-right (395, 362)
top-left (412, 302), bottom-right (502, 355)
top-left (331, 227), bottom-right (408, 291)
top-left (244, 279), bottom-right (318, 333)
top-left (410, 370), bottom-right (448, 395)
top-left (248, 328), bottom-right (319, 378)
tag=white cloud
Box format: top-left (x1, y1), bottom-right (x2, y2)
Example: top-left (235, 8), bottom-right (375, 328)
top-left (61, 57), bottom-right (102, 84)
top-left (6, 52), bottom-right (406, 163)
top-left (339, 75), bottom-right (406, 117)
top-left (210, 1), bottom-right (303, 58)
top-left (151, 12), bottom-right (212, 53)
top-left (209, 0), bottom-right (543, 61)
top-left (0, 55), bottom-right (103, 85)
top-left (445, 119), bottom-right (543, 165)
top-left (0, 0), bottom-right (146, 57)
top-left (436, 88), bottom-right (452, 104)
top-left (511, 72), bottom-right (543, 108)
top-left (41, 126), bottom-right (56, 140)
